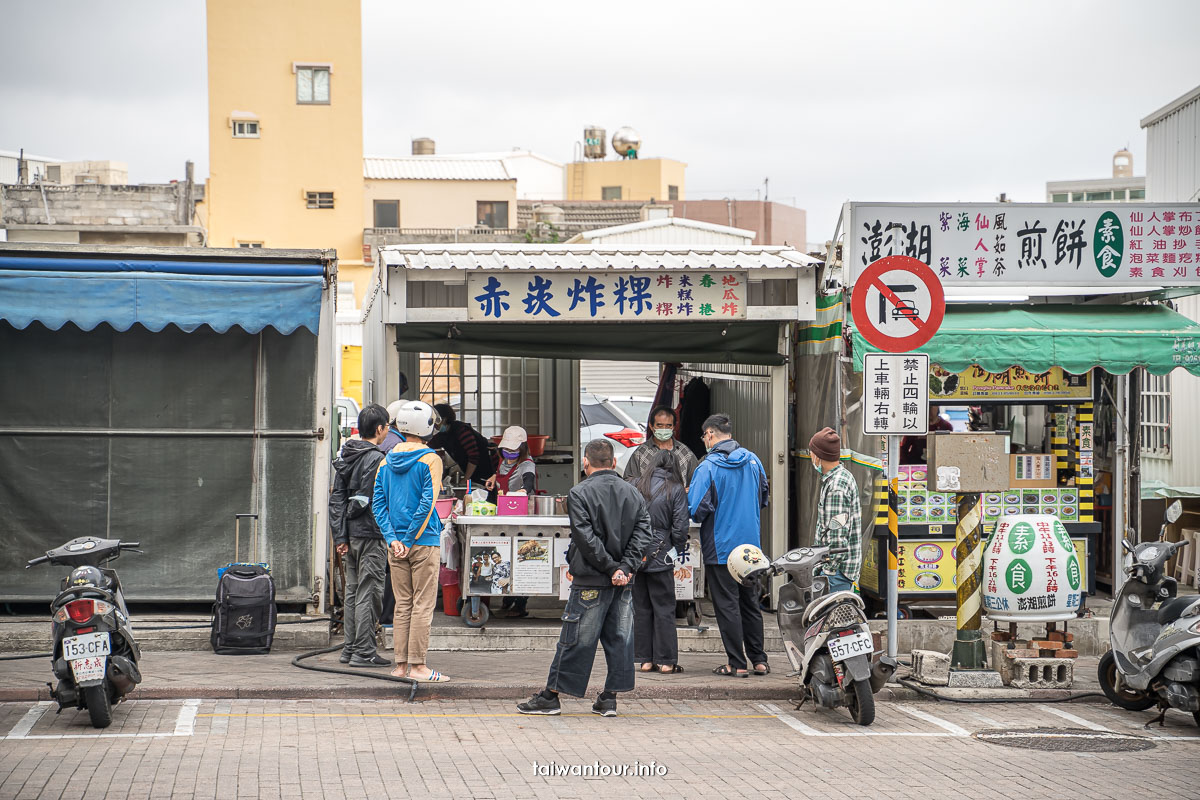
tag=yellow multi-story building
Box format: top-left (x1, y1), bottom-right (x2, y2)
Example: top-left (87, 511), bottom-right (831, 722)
top-left (203, 0), bottom-right (368, 300)
top-left (565, 158), bottom-right (686, 203)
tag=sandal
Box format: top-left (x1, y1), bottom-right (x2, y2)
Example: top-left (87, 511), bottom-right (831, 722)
top-left (753, 663), bottom-right (770, 676)
top-left (639, 662), bottom-right (655, 672)
top-left (712, 665), bottom-right (749, 678)
top-left (414, 670), bottom-right (450, 683)
top-left (658, 664), bottom-right (684, 674)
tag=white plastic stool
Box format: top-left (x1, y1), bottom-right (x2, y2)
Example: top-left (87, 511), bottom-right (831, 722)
top-left (1174, 529), bottom-right (1200, 587)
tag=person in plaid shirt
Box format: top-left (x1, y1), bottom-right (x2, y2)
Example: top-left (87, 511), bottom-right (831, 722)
top-left (809, 427), bottom-right (862, 593)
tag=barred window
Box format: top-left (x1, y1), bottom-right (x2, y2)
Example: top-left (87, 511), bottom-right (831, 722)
top-left (1141, 370), bottom-right (1171, 457)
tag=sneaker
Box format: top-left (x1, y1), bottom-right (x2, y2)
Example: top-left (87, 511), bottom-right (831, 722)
top-left (517, 691), bottom-right (561, 715)
top-left (349, 654), bottom-right (392, 667)
top-left (592, 693), bottom-right (617, 717)
top-left (339, 650), bottom-right (352, 664)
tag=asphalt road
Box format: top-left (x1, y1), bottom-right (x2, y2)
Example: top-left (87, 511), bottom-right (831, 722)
top-left (2, 697), bottom-right (1197, 799)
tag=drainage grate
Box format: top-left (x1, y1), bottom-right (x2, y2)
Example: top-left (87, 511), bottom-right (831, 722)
top-left (973, 727), bottom-right (1156, 753)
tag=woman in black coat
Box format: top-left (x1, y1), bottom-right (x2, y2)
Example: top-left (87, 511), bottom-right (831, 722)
top-left (632, 449), bottom-right (689, 673)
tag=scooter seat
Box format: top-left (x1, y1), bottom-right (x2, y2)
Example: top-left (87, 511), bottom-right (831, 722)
top-left (1157, 596), bottom-right (1198, 625)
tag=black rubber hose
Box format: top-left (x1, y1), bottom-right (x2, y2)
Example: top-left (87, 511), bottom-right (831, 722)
top-left (291, 644), bottom-right (419, 702)
top-left (898, 677), bottom-right (1107, 704)
top-left (0, 652), bottom-right (52, 661)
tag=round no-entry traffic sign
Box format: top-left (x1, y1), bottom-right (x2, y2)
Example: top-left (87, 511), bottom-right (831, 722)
top-left (850, 255), bottom-right (945, 352)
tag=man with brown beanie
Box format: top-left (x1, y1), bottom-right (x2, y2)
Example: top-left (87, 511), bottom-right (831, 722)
top-left (809, 427), bottom-right (862, 594)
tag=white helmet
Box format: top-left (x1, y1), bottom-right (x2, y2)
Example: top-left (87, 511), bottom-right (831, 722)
top-left (386, 400), bottom-right (405, 426)
top-left (727, 544), bottom-right (771, 587)
top-left (393, 400), bottom-right (440, 438)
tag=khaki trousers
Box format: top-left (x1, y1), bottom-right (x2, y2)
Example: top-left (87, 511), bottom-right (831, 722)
top-left (389, 545), bottom-right (440, 664)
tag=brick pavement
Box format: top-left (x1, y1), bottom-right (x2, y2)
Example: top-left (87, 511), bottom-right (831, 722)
top-left (1, 697), bottom-right (1198, 799)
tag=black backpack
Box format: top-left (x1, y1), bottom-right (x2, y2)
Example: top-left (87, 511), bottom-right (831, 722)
top-left (211, 564), bottom-right (277, 655)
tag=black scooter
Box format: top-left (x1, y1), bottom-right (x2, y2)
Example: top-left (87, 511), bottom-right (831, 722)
top-left (26, 537), bottom-right (144, 728)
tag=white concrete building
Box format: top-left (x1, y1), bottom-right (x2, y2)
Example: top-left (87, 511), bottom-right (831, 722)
top-left (1139, 85), bottom-right (1200, 499)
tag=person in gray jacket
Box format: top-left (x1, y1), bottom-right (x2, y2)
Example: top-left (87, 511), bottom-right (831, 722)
top-left (632, 449), bottom-right (689, 673)
top-left (517, 438), bottom-right (653, 717)
top-left (329, 403), bottom-right (392, 668)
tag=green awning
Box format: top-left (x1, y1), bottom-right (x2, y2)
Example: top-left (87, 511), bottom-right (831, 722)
top-left (853, 303), bottom-right (1200, 377)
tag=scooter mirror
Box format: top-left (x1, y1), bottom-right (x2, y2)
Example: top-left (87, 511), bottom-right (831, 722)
top-left (1122, 538), bottom-right (1135, 554)
top-left (1166, 500), bottom-right (1184, 525)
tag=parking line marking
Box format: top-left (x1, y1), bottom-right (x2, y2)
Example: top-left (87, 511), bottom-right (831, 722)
top-left (3, 700), bottom-right (200, 741)
top-left (1037, 704), bottom-right (1110, 731)
top-left (895, 705), bottom-right (970, 736)
top-left (757, 703), bottom-right (832, 736)
top-left (197, 711), bottom-right (773, 720)
top-left (4, 702), bottom-right (52, 740)
top-left (174, 699), bottom-right (200, 736)
top-left (757, 703), bottom-right (955, 738)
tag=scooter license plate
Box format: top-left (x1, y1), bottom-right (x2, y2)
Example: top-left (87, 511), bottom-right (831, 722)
top-left (827, 631), bottom-right (873, 662)
top-left (69, 655), bottom-right (107, 684)
top-left (63, 632), bottom-right (110, 661)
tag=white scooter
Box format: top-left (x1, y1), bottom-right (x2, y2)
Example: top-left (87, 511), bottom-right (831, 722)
top-left (1100, 500), bottom-right (1200, 726)
top-left (731, 523), bottom-right (896, 726)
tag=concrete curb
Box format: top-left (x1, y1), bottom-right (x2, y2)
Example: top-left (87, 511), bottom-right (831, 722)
top-left (0, 682), bottom-right (1110, 704)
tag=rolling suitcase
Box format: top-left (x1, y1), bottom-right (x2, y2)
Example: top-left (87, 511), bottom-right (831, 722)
top-left (211, 514), bottom-right (277, 655)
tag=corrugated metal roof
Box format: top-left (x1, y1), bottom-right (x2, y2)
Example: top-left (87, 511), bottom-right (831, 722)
top-left (571, 216), bottom-right (757, 242)
top-left (379, 244), bottom-right (818, 270)
top-left (1141, 84), bottom-right (1200, 128)
top-left (363, 156), bottom-right (511, 181)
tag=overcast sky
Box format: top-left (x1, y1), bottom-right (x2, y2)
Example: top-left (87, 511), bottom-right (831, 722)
top-left (3, 0), bottom-right (1197, 240)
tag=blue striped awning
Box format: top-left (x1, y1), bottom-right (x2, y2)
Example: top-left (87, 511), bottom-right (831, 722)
top-left (0, 256), bottom-right (325, 334)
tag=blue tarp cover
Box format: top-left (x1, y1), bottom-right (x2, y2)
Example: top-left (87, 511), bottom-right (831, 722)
top-left (0, 259), bottom-right (324, 334)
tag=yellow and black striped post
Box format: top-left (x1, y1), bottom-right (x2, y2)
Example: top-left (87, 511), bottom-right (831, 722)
top-left (886, 466), bottom-right (899, 657)
top-left (951, 492), bottom-right (986, 669)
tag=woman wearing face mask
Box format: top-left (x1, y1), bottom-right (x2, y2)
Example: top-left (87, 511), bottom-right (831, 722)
top-left (486, 426), bottom-right (538, 617)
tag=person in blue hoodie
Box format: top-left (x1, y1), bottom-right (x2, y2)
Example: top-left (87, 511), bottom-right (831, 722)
top-left (372, 400), bottom-right (449, 683)
top-left (688, 413), bottom-right (770, 678)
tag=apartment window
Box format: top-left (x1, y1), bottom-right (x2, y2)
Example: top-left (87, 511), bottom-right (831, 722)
top-left (373, 200), bottom-right (399, 229)
top-left (601, 186), bottom-right (623, 201)
top-left (1085, 190), bottom-right (1112, 202)
top-left (306, 191), bottom-right (334, 209)
top-left (1112, 189), bottom-right (1127, 201)
top-left (1051, 193), bottom-right (1068, 203)
top-left (1141, 370), bottom-right (1171, 457)
top-left (238, 241), bottom-right (264, 248)
top-left (233, 120), bottom-right (259, 138)
top-left (296, 66), bottom-right (330, 104)
top-left (668, 185), bottom-right (679, 201)
top-left (1071, 192), bottom-right (1084, 202)
top-left (1130, 188), bottom-right (1146, 200)
top-left (476, 201), bottom-right (509, 229)
top-left (46, 165), bottom-right (61, 183)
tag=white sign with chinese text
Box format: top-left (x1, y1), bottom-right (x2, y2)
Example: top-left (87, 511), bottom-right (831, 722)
top-left (845, 203), bottom-right (1200, 287)
top-left (467, 270), bottom-right (749, 322)
top-left (864, 353), bottom-right (930, 436)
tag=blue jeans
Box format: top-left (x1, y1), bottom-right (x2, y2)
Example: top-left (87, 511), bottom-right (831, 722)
top-left (825, 571), bottom-right (858, 594)
top-left (546, 585), bottom-right (635, 698)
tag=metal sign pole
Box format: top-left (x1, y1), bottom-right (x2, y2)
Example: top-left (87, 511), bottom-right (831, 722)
top-left (886, 434), bottom-right (899, 658)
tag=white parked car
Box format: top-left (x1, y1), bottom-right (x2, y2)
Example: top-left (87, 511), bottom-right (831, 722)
top-left (579, 392), bottom-right (646, 474)
top-left (601, 395), bottom-right (656, 432)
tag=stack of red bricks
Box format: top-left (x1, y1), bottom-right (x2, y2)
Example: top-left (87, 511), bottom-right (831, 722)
top-left (990, 629), bottom-right (1078, 659)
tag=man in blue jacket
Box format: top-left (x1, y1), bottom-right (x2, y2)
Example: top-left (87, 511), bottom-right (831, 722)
top-left (688, 413), bottom-right (769, 678)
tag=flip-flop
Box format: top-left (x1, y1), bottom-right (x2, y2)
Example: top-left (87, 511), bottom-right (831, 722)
top-left (414, 671), bottom-right (450, 683)
top-left (712, 665), bottom-right (749, 678)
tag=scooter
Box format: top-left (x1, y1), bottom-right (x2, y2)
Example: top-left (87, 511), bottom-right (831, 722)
top-left (1099, 500), bottom-right (1200, 727)
top-left (732, 533), bottom-right (897, 726)
top-left (26, 537), bottom-right (144, 728)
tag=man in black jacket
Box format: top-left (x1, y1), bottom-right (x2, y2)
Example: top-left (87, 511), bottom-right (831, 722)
top-left (329, 403), bottom-right (392, 668)
top-left (517, 439), bottom-right (653, 717)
